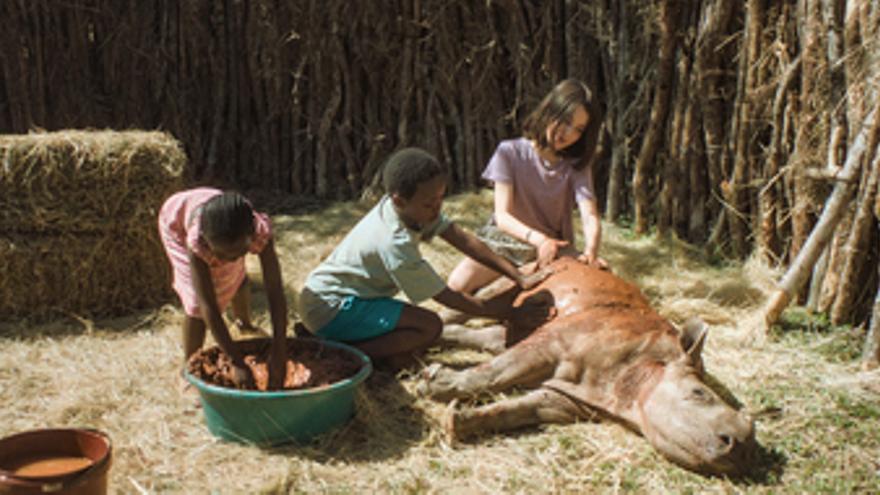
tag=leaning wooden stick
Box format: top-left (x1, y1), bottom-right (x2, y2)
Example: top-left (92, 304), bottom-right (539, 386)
top-left (763, 108), bottom-right (878, 329)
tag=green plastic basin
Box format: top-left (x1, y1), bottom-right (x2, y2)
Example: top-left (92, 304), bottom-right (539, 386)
top-left (185, 339), bottom-right (372, 446)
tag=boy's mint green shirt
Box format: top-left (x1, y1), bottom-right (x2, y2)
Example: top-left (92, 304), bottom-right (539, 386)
top-left (298, 195), bottom-right (451, 332)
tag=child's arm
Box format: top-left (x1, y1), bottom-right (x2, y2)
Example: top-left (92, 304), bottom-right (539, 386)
top-left (433, 287), bottom-right (554, 327)
top-left (189, 250), bottom-right (252, 384)
top-left (494, 181), bottom-right (569, 266)
top-left (577, 198), bottom-right (608, 269)
top-left (257, 238), bottom-right (289, 390)
top-left (433, 287), bottom-right (507, 320)
top-left (439, 223), bottom-right (549, 290)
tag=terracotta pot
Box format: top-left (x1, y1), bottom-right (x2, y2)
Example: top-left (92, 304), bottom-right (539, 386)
top-left (0, 428), bottom-right (112, 495)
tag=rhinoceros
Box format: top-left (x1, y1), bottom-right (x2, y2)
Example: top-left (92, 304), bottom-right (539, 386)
top-left (420, 257), bottom-right (756, 475)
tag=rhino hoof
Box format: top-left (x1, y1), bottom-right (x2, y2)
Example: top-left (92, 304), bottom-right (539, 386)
top-left (442, 398), bottom-right (460, 443)
top-left (415, 363), bottom-right (444, 397)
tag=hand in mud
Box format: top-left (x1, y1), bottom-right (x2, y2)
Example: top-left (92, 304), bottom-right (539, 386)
top-left (537, 238), bottom-right (569, 268)
top-left (230, 361), bottom-right (256, 389)
top-left (577, 253), bottom-right (610, 271)
top-left (507, 290), bottom-right (556, 327)
top-left (518, 266), bottom-right (554, 290)
top-left (267, 341), bottom-right (287, 390)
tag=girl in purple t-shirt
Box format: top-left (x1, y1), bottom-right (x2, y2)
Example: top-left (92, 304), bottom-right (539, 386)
top-left (448, 79), bottom-right (608, 294)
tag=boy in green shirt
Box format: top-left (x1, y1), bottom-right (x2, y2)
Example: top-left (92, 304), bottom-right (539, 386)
top-left (298, 148), bottom-right (551, 368)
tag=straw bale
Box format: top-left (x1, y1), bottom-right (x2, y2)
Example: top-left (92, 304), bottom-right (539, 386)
top-left (0, 232), bottom-right (173, 318)
top-left (0, 130), bottom-right (186, 234)
top-left (0, 130), bottom-right (186, 319)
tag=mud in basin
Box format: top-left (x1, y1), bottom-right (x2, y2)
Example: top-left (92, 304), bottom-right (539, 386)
top-left (187, 337), bottom-right (364, 391)
top-left (184, 337), bottom-right (372, 445)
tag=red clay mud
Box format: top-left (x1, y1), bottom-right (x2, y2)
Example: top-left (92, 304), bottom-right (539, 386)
top-left (187, 338), bottom-right (363, 391)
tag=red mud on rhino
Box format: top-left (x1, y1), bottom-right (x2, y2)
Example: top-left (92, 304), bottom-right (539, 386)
top-left (188, 338), bottom-right (363, 391)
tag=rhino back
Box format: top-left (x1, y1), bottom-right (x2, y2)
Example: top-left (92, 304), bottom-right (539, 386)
top-left (514, 258), bottom-right (681, 365)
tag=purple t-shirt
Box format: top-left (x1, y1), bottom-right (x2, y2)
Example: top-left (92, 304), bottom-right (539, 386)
top-left (482, 137), bottom-right (595, 243)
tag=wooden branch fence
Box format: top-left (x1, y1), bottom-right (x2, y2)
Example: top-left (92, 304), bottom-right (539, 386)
top-left (2, 0), bottom-right (879, 338)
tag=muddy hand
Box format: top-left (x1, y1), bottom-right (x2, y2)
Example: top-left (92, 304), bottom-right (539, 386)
top-left (230, 361), bottom-right (256, 389)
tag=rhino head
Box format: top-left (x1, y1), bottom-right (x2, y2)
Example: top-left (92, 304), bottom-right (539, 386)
top-left (637, 319), bottom-right (756, 475)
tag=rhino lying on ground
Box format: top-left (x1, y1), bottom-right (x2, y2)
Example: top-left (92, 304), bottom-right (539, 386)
top-left (421, 258), bottom-right (756, 475)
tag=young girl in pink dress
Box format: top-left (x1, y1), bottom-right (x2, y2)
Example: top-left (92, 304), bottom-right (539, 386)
top-left (158, 188), bottom-right (288, 389)
top-left (448, 79), bottom-right (608, 294)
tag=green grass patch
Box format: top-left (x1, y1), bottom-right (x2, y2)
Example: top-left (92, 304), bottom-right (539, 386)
top-left (771, 308), bottom-right (862, 362)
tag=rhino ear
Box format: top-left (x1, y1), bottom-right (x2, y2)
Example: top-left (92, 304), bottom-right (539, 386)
top-left (678, 317), bottom-right (708, 371)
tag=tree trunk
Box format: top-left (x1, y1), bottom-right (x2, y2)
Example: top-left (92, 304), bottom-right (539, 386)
top-left (601, 0), bottom-right (629, 223)
top-left (790, 0), bottom-right (826, 269)
top-left (870, 148), bottom-right (880, 370)
top-left (659, 54), bottom-right (690, 238)
top-left (633, 0), bottom-right (679, 235)
top-left (685, 78), bottom-right (707, 242)
top-left (759, 56), bottom-right (801, 265)
top-left (695, 0), bottom-right (736, 237)
top-left (725, 0), bottom-right (763, 258)
top-left (764, 108), bottom-right (878, 328)
top-left (863, 284), bottom-right (880, 370)
top-left (830, 138), bottom-right (880, 323)
top-left (817, 0), bottom-right (871, 312)
top-left (807, 244), bottom-right (830, 311)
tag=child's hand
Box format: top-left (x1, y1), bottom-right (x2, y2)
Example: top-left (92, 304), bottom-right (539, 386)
top-left (537, 238), bottom-right (568, 268)
top-left (576, 253), bottom-right (610, 271)
top-left (230, 361), bottom-right (256, 389)
top-left (508, 290), bottom-right (556, 328)
top-left (518, 266), bottom-right (554, 291)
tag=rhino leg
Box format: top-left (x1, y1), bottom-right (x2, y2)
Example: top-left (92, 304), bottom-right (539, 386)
top-left (448, 389), bottom-right (581, 440)
top-left (420, 343), bottom-right (557, 401)
top-left (440, 323), bottom-right (507, 354)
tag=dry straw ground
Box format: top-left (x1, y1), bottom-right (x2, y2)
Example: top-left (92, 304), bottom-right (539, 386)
top-left (1, 191), bottom-right (878, 493)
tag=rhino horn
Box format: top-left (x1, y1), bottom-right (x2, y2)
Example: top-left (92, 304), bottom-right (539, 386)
top-left (678, 317), bottom-right (708, 374)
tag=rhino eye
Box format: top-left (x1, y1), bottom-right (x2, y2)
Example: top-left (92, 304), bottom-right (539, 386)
top-left (691, 387), bottom-right (709, 400)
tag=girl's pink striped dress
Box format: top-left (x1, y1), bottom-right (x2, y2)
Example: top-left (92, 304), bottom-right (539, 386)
top-left (158, 188), bottom-right (272, 317)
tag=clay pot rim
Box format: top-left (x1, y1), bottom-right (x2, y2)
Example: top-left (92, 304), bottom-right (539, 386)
top-left (0, 427), bottom-right (112, 483)
top-left (185, 338), bottom-right (372, 398)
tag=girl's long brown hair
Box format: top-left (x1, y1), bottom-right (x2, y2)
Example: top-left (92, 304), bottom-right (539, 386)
top-left (522, 79), bottom-right (603, 171)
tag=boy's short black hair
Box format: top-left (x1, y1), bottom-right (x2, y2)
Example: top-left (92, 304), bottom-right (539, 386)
top-left (382, 147), bottom-right (447, 199)
top-left (201, 192), bottom-right (255, 244)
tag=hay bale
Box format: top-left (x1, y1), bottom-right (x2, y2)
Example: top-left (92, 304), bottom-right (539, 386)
top-left (0, 233), bottom-right (173, 318)
top-left (0, 130), bottom-right (186, 234)
top-left (0, 130), bottom-right (187, 319)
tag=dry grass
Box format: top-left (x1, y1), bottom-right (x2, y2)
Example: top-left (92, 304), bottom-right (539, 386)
top-left (2, 190), bottom-right (879, 494)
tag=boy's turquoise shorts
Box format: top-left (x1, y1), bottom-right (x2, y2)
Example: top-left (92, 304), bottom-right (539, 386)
top-left (316, 296), bottom-right (404, 343)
